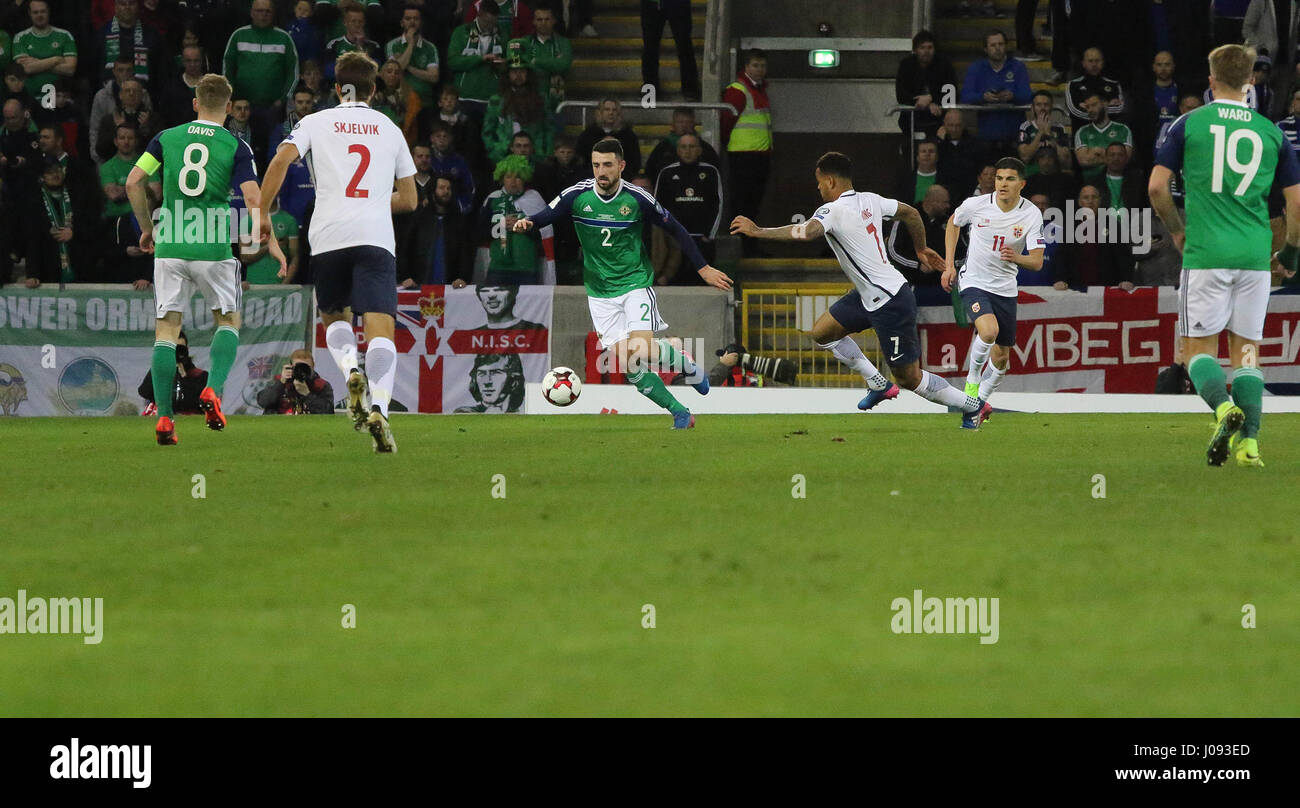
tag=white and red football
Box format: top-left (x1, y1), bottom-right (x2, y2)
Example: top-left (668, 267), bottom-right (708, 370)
top-left (542, 367), bottom-right (582, 406)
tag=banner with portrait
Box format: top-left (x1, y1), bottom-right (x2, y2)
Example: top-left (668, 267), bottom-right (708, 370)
top-left (312, 285), bottom-right (553, 413)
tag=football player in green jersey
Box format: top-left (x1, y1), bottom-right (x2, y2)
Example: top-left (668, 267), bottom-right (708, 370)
top-left (1149, 44), bottom-right (1300, 467)
top-left (514, 138), bottom-right (732, 428)
top-left (127, 74), bottom-right (284, 445)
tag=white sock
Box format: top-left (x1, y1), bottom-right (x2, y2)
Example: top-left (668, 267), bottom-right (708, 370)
top-left (914, 370), bottom-right (981, 411)
top-left (365, 337), bottom-right (398, 417)
top-left (819, 337), bottom-right (889, 390)
top-left (966, 335), bottom-right (994, 386)
top-left (979, 361), bottom-right (1008, 401)
top-left (325, 320), bottom-right (359, 377)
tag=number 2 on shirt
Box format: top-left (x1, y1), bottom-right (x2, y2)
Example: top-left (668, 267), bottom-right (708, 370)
top-left (346, 144), bottom-right (370, 198)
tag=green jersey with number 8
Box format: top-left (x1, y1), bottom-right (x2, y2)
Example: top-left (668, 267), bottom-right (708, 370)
top-left (1154, 98), bottom-right (1300, 271)
top-left (136, 120), bottom-right (257, 262)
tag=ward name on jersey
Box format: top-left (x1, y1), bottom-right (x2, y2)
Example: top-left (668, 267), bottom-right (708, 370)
top-left (137, 120), bottom-right (257, 262)
top-left (811, 190), bottom-right (908, 311)
top-left (530, 179), bottom-right (707, 298)
top-left (282, 101), bottom-right (417, 257)
top-left (1155, 98), bottom-right (1300, 271)
top-left (952, 193), bottom-right (1045, 297)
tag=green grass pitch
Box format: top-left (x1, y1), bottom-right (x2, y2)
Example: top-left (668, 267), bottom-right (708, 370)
top-left (2, 412), bottom-right (1297, 717)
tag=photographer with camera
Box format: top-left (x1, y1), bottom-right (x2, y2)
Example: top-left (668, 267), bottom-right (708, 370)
top-left (138, 331), bottom-right (208, 415)
top-left (709, 343), bottom-right (798, 387)
top-left (257, 349), bottom-right (335, 414)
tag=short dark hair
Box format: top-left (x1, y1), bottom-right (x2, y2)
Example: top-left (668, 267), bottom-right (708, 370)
top-left (478, 0), bottom-right (501, 17)
top-left (554, 133), bottom-right (576, 149)
top-left (815, 151), bottom-right (852, 180)
top-left (335, 51), bottom-right (378, 100)
top-left (746, 48), bottom-right (768, 64)
top-left (912, 30), bottom-right (935, 50)
top-left (593, 137), bottom-right (624, 160)
top-left (994, 156), bottom-right (1026, 178)
top-left (510, 130), bottom-right (534, 143)
top-left (1031, 89), bottom-right (1054, 105)
top-left (984, 30), bottom-right (1007, 47)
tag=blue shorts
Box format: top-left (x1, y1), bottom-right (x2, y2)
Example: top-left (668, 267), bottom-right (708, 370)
top-left (959, 286), bottom-right (1017, 346)
top-left (828, 285), bottom-right (921, 368)
top-left (313, 245), bottom-right (398, 316)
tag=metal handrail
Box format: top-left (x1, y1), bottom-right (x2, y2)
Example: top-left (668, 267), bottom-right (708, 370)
top-left (557, 100), bottom-right (735, 131)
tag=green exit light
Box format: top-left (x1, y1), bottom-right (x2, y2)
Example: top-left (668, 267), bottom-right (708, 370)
top-left (809, 49), bottom-right (840, 68)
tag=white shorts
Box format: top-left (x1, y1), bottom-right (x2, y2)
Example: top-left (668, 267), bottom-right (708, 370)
top-left (587, 287), bottom-right (668, 349)
top-left (1179, 268), bottom-right (1270, 341)
top-left (153, 257), bottom-right (242, 319)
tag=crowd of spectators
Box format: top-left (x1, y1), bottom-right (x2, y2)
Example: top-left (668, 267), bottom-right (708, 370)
top-left (0, 0), bottom-right (729, 292)
top-left (894, 11), bottom-right (1300, 291)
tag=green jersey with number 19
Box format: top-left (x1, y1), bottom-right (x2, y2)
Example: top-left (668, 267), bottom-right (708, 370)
top-left (136, 120), bottom-right (257, 262)
top-left (1154, 98), bottom-right (1300, 271)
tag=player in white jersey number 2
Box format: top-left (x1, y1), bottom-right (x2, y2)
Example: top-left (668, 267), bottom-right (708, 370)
top-left (730, 151), bottom-right (992, 426)
top-left (259, 52), bottom-right (418, 453)
top-left (943, 157), bottom-right (1045, 423)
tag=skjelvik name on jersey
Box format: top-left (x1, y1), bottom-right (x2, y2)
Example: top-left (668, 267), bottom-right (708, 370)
top-left (333, 121), bottom-right (381, 136)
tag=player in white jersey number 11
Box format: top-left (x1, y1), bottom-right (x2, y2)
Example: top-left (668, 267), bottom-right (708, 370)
top-left (942, 157), bottom-right (1045, 415)
top-left (730, 151), bottom-right (992, 427)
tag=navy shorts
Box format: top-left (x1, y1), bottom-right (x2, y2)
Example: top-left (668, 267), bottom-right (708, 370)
top-left (959, 286), bottom-right (1017, 346)
top-left (828, 285), bottom-right (921, 368)
top-left (313, 245), bottom-right (398, 316)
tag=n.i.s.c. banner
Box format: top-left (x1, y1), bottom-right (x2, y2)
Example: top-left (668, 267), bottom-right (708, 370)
top-left (312, 285), bottom-right (552, 413)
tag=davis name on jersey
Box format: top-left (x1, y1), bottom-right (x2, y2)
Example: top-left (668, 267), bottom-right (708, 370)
top-left (952, 194), bottom-right (1045, 297)
top-left (811, 190), bottom-right (907, 312)
top-left (283, 102), bottom-right (416, 257)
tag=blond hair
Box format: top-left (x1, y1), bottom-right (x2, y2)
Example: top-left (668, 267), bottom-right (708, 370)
top-left (1208, 44), bottom-right (1256, 91)
top-left (195, 73), bottom-right (232, 111)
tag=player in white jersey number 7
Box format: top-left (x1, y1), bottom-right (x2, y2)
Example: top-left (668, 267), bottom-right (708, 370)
top-left (730, 151), bottom-right (992, 426)
top-left (259, 52), bottom-right (419, 453)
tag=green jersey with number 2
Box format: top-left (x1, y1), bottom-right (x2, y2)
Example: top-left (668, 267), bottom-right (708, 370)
top-left (136, 120), bottom-right (258, 261)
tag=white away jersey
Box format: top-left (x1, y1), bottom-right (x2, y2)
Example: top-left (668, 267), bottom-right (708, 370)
top-left (952, 194), bottom-right (1045, 297)
top-left (811, 190), bottom-right (907, 312)
top-left (282, 102), bottom-right (416, 256)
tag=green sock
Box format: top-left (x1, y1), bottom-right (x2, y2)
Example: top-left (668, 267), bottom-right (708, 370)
top-left (207, 325), bottom-right (240, 396)
top-left (627, 366), bottom-right (687, 414)
top-left (656, 339), bottom-right (697, 376)
top-left (1187, 353), bottom-right (1230, 412)
top-left (151, 340), bottom-right (177, 417)
top-left (1231, 367), bottom-right (1264, 439)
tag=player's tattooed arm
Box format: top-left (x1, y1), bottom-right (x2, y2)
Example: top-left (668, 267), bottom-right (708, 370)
top-left (729, 216), bottom-right (824, 241)
top-left (1147, 165), bottom-right (1184, 252)
top-left (895, 203), bottom-right (943, 271)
